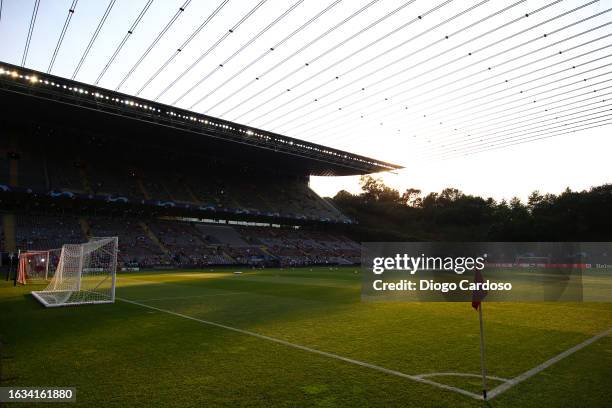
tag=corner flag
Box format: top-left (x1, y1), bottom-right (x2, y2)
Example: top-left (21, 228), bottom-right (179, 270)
top-left (472, 269), bottom-right (488, 399)
top-left (471, 269), bottom-right (487, 310)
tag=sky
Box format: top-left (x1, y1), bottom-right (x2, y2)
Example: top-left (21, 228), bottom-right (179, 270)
top-left (0, 0), bottom-right (610, 201)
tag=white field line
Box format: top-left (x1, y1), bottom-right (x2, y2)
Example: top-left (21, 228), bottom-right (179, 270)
top-left (118, 297), bottom-right (483, 400)
top-left (133, 293), bottom-right (244, 302)
top-left (487, 327), bottom-right (612, 399)
top-left (416, 372), bottom-right (510, 382)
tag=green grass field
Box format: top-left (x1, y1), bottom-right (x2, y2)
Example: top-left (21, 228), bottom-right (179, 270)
top-left (1, 267), bottom-right (611, 407)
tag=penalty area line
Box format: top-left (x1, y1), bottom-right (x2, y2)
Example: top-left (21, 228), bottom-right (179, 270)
top-left (118, 297), bottom-right (483, 400)
top-left (487, 327), bottom-right (612, 399)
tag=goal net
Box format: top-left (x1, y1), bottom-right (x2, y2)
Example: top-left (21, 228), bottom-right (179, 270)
top-left (31, 237), bottom-right (118, 307)
top-left (16, 250), bottom-right (59, 284)
top-left (514, 255), bottom-right (551, 268)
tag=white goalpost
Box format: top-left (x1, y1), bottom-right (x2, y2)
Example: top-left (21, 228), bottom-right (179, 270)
top-left (16, 249), bottom-right (59, 284)
top-left (31, 237), bottom-right (118, 308)
top-left (514, 255), bottom-right (551, 268)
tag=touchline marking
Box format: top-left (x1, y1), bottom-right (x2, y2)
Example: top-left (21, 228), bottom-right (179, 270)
top-left (118, 297), bottom-right (482, 400)
top-left (133, 293), bottom-right (243, 302)
top-left (416, 372), bottom-right (510, 382)
top-left (487, 327), bottom-right (612, 399)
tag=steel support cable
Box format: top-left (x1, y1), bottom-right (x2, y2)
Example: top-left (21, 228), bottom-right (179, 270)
top-left (424, 102), bottom-right (612, 158)
top-left (21, 0), bottom-right (40, 67)
top-left (153, 0), bottom-right (267, 101)
top-left (255, 0), bottom-right (499, 129)
top-left (251, 0), bottom-right (460, 128)
top-left (416, 64), bottom-right (612, 152)
top-left (115, 0), bottom-right (191, 91)
top-left (355, 27), bottom-right (612, 143)
top-left (342, 68), bottom-right (612, 154)
top-left (417, 81), bottom-right (612, 145)
top-left (298, 11), bottom-right (609, 142)
top-left (273, 0), bottom-right (572, 134)
top-left (233, 0), bottom-right (431, 123)
top-left (48, 0), bottom-right (78, 73)
top-left (397, 40), bottom-right (612, 143)
top-left (327, 73), bottom-right (612, 148)
top-left (286, 3), bottom-right (585, 138)
top-left (379, 27), bottom-right (612, 142)
top-left (178, 0), bottom-right (305, 107)
top-left (202, 0), bottom-right (343, 114)
top-left (430, 113), bottom-right (612, 161)
top-left (134, 0), bottom-right (230, 96)
top-left (431, 119), bottom-right (612, 162)
top-left (333, 41), bottom-right (612, 148)
top-left (0, 0), bottom-right (3, 26)
top-left (360, 46), bottom-right (610, 153)
top-left (94, 0), bottom-right (154, 85)
top-left (382, 38), bottom-right (612, 150)
top-left (227, 0), bottom-right (417, 122)
top-left (420, 97), bottom-right (612, 157)
top-left (256, 0), bottom-right (493, 128)
top-left (432, 94), bottom-right (612, 153)
top-left (442, 93), bottom-right (612, 141)
top-left (216, 0), bottom-right (381, 118)
top-left (72, 0), bottom-right (115, 79)
top-left (291, 1), bottom-right (599, 139)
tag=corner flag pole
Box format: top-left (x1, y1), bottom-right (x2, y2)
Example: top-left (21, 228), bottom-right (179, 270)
top-left (478, 303), bottom-right (488, 400)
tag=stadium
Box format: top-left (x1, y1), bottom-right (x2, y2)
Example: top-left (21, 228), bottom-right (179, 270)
top-left (0, 62), bottom-right (399, 271)
top-left (1, 1), bottom-right (611, 407)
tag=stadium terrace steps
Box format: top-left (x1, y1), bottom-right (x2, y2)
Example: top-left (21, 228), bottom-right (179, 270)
top-left (195, 225), bottom-right (249, 247)
top-left (79, 217), bottom-right (91, 240)
top-left (137, 178), bottom-right (151, 200)
top-left (2, 123), bottom-right (352, 222)
top-left (321, 196), bottom-right (347, 217)
top-left (1, 213), bottom-right (16, 253)
top-left (184, 183), bottom-right (202, 204)
top-left (78, 167), bottom-right (92, 194)
top-left (258, 246), bottom-right (275, 258)
top-left (139, 221), bottom-right (169, 255)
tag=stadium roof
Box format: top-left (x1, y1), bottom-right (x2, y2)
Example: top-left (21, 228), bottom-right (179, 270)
top-left (2, 0), bottom-right (610, 171)
top-left (0, 62), bottom-right (402, 176)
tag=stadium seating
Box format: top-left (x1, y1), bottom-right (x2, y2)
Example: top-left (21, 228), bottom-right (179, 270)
top-left (0, 121), bottom-right (359, 268)
top-left (237, 226), bottom-right (360, 266)
top-left (15, 214), bottom-right (83, 250)
top-left (0, 216), bottom-right (4, 254)
top-left (0, 124), bottom-right (351, 223)
top-left (5, 214), bottom-right (360, 268)
top-left (196, 225), bottom-right (249, 246)
top-left (86, 217), bottom-right (169, 267)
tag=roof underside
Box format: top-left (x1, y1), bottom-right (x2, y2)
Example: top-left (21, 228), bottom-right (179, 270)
top-left (0, 63), bottom-right (402, 176)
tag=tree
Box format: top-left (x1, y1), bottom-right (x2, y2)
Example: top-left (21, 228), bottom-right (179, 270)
top-left (331, 178), bottom-right (612, 241)
top-left (359, 176), bottom-right (401, 204)
top-left (401, 188), bottom-right (422, 207)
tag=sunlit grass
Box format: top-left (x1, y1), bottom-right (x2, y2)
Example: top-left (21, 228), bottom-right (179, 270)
top-left (0, 267), bottom-right (610, 407)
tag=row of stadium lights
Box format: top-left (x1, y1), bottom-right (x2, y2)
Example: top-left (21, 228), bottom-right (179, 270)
top-left (0, 66), bottom-right (387, 169)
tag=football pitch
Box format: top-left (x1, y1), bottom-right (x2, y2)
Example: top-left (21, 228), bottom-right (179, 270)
top-left (1, 266), bottom-right (611, 407)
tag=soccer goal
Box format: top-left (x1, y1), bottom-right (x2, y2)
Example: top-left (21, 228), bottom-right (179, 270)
top-left (31, 237), bottom-right (118, 307)
top-left (16, 249), bottom-right (60, 284)
top-left (514, 255), bottom-right (551, 268)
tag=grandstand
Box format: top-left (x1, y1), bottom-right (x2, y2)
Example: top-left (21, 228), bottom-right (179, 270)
top-left (0, 63), bottom-right (399, 268)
